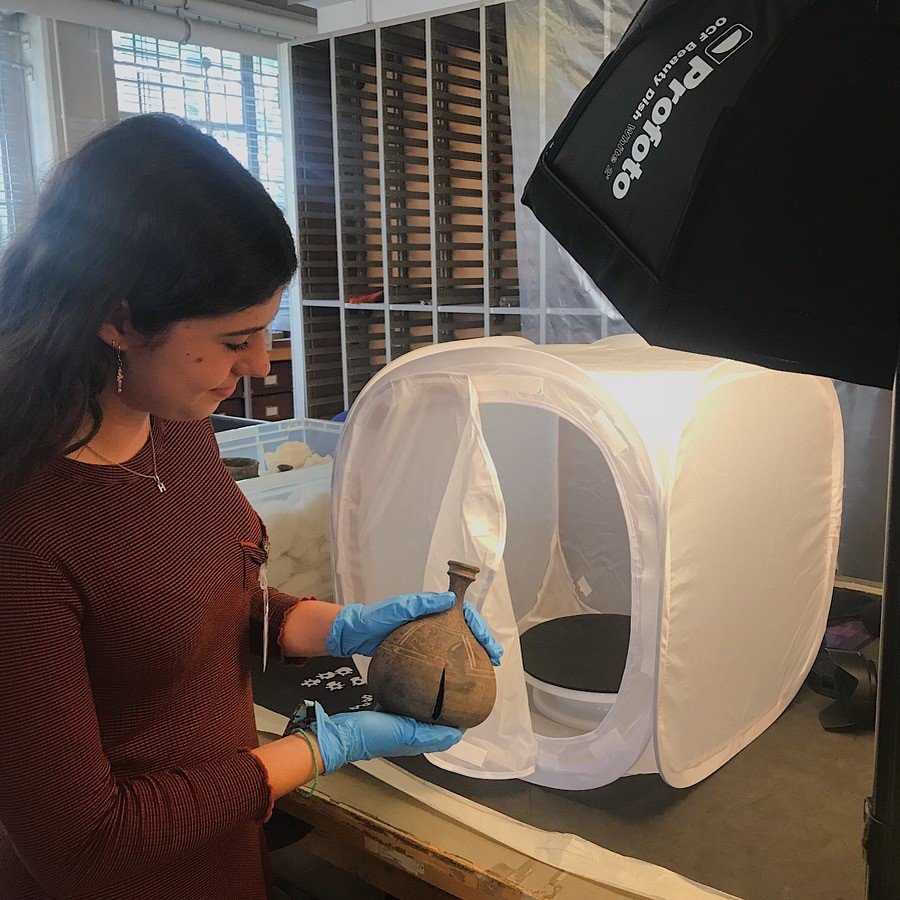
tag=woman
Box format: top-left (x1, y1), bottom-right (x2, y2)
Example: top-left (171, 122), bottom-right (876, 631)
top-left (0, 114), bottom-right (501, 899)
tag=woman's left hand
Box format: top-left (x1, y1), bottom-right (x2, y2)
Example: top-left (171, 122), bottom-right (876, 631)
top-left (325, 593), bottom-right (503, 665)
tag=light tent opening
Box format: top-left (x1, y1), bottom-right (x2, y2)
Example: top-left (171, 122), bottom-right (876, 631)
top-left (480, 403), bottom-right (633, 738)
top-left (331, 336), bottom-right (843, 789)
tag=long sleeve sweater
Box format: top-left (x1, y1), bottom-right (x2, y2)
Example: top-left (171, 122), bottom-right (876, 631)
top-left (0, 417), bottom-right (306, 899)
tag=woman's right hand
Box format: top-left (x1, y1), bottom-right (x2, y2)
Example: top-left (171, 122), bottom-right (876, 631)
top-left (308, 702), bottom-right (462, 773)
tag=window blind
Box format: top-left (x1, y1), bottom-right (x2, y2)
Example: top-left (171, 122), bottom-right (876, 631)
top-left (0, 14), bottom-right (34, 244)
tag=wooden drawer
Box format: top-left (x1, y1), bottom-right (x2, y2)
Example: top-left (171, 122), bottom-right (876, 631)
top-left (251, 391), bottom-right (294, 421)
top-left (215, 396), bottom-right (246, 417)
top-left (252, 359), bottom-right (293, 396)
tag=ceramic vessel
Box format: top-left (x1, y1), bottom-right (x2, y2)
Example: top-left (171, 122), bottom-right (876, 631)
top-left (367, 561), bottom-right (497, 729)
top-left (222, 456), bottom-right (259, 481)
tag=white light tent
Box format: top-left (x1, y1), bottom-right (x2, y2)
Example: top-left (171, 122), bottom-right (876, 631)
top-left (331, 335), bottom-right (843, 789)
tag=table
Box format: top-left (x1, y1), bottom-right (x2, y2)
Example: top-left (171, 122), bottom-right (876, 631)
top-left (256, 719), bottom-right (637, 900)
top-left (254, 646), bottom-right (873, 899)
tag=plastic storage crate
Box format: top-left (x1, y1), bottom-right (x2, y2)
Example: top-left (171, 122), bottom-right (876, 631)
top-left (217, 418), bottom-right (342, 601)
top-left (238, 463), bottom-right (334, 601)
top-left (215, 418), bottom-right (342, 489)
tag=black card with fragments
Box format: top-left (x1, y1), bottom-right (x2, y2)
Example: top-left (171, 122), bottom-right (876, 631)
top-left (251, 652), bottom-right (373, 718)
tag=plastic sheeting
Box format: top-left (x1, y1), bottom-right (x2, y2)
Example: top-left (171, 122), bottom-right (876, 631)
top-left (507, 0), bottom-right (641, 341)
top-left (331, 335), bottom-right (843, 789)
top-left (834, 382), bottom-right (891, 582)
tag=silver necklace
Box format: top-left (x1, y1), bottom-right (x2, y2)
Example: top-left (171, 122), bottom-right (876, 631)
top-left (87, 422), bottom-right (166, 493)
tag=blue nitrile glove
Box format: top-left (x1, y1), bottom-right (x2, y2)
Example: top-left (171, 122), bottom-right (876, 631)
top-left (308, 702), bottom-right (462, 773)
top-left (461, 601), bottom-right (503, 666)
top-left (325, 593), bottom-right (503, 665)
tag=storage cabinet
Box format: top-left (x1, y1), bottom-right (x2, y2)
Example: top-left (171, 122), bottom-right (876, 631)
top-left (251, 359), bottom-right (293, 397)
top-left (215, 351), bottom-right (297, 422)
top-left (251, 392), bottom-right (295, 421)
top-left (290, 5), bottom-right (521, 419)
top-left (215, 396), bottom-right (246, 418)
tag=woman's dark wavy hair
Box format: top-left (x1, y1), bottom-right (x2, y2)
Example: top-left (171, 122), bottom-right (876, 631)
top-left (0, 113), bottom-right (297, 497)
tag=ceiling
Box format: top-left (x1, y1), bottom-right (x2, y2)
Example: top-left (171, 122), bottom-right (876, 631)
top-left (214, 0), bottom-right (318, 23)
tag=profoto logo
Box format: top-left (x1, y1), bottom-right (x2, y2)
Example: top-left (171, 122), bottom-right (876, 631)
top-left (705, 24), bottom-right (753, 63)
top-left (611, 22), bottom-right (753, 200)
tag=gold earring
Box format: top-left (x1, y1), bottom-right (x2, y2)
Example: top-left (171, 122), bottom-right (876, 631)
top-left (116, 344), bottom-right (124, 394)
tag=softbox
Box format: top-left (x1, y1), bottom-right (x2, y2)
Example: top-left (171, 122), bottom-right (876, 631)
top-left (521, 0), bottom-right (899, 388)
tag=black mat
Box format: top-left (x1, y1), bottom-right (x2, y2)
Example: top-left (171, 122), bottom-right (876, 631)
top-left (252, 649), bottom-right (874, 899)
top-left (520, 614), bottom-right (631, 693)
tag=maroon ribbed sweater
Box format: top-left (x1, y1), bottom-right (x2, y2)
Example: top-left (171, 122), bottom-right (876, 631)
top-left (0, 418), bottom-right (304, 899)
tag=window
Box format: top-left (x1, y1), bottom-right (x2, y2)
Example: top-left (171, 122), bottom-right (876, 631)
top-left (111, 32), bottom-right (291, 328)
top-left (0, 14), bottom-right (35, 244)
top-left (291, 5), bottom-right (520, 419)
